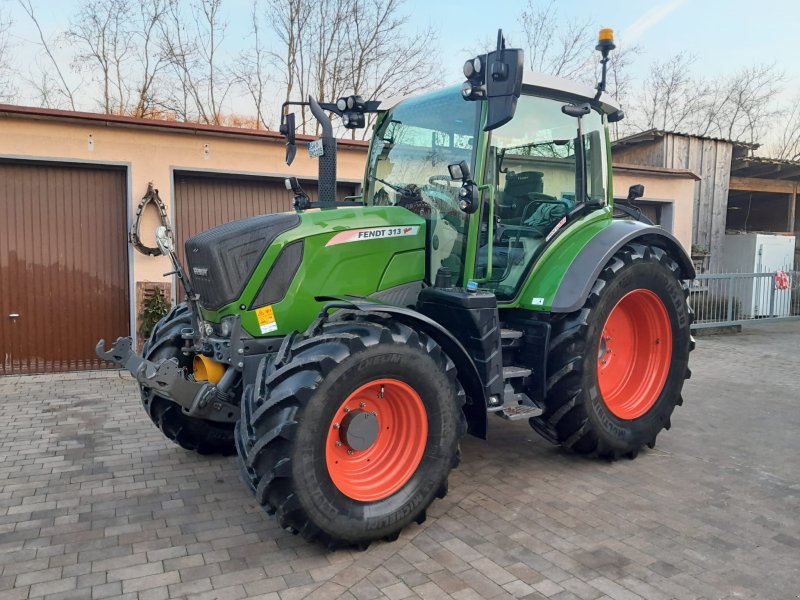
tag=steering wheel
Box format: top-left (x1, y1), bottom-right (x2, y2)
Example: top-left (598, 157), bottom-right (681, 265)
top-left (428, 175), bottom-right (456, 187)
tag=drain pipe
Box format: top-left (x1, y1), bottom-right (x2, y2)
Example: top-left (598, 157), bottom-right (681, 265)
top-left (309, 96), bottom-right (337, 205)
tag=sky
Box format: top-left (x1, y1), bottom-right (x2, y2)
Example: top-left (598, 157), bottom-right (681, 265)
top-left (401, 0), bottom-right (800, 87)
top-left (3, 0), bottom-right (799, 108)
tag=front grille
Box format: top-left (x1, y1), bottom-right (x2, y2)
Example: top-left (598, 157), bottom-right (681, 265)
top-left (185, 213), bottom-right (300, 310)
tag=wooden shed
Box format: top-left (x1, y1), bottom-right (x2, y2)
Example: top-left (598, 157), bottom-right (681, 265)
top-left (613, 129), bottom-right (755, 272)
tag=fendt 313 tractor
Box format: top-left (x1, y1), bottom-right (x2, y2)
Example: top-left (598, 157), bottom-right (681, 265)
top-left (99, 29), bottom-right (694, 548)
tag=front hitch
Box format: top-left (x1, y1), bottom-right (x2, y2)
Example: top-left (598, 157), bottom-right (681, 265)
top-left (96, 337), bottom-right (238, 424)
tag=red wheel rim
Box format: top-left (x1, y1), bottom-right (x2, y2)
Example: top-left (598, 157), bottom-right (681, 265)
top-left (597, 289), bottom-right (672, 420)
top-left (325, 379), bottom-right (427, 502)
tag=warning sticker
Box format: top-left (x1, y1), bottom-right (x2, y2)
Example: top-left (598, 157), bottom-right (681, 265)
top-left (326, 226), bottom-right (420, 247)
top-left (255, 305), bottom-right (278, 334)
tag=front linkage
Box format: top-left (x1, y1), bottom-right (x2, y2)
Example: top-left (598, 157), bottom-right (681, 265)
top-left (96, 331), bottom-right (240, 425)
top-left (97, 225), bottom-right (242, 425)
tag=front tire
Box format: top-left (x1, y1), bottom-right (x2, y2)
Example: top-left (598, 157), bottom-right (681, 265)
top-left (140, 304), bottom-right (236, 455)
top-left (531, 243), bottom-right (693, 459)
top-left (235, 312), bottom-right (467, 548)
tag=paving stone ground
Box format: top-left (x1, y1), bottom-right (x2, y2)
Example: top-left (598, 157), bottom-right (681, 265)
top-left (1, 322), bottom-right (799, 600)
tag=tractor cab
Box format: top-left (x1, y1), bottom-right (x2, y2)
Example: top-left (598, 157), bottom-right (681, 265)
top-left (363, 72), bottom-right (618, 301)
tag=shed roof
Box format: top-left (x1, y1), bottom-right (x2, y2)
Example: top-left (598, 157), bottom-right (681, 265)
top-left (0, 103), bottom-right (370, 149)
top-left (730, 155), bottom-right (800, 182)
top-left (613, 128), bottom-right (759, 151)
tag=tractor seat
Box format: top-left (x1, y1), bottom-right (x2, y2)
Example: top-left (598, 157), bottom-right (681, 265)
top-left (498, 171), bottom-right (544, 224)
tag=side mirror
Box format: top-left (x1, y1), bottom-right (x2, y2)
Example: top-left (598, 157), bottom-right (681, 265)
top-left (279, 112), bottom-right (297, 166)
top-left (155, 225), bottom-right (174, 256)
top-left (627, 184), bottom-right (645, 201)
top-left (448, 160), bottom-right (471, 182)
top-left (462, 30), bottom-right (524, 132)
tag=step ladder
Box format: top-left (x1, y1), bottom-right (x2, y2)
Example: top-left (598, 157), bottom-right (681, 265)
top-left (489, 328), bottom-right (543, 421)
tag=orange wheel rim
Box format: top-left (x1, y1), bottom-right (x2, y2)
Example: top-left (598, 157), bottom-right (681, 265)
top-left (325, 379), bottom-right (427, 502)
top-left (597, 289), bottom-right (672, 420)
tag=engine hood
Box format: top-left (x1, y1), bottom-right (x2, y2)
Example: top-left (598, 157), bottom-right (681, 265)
top-left (186, 205), bottom-right (426, 314)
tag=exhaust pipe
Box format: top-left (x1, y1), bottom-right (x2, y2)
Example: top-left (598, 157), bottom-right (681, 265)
top-left (309, 96), bottom-right (337, 204)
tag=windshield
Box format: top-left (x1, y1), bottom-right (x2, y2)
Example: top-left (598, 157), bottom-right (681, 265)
top-left (364, 87), bottom-right (481, 284)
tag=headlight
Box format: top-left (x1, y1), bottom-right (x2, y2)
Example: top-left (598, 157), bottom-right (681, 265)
top-left (219, 316), bottom-right (237, 337)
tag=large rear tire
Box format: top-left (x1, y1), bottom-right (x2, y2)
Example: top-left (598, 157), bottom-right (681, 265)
top-left (531, 243), bottom-right (693, 459)
top-left (140, 304), bottom-right (236, 455)
top-left (235, 312), bottom-right (467, 548)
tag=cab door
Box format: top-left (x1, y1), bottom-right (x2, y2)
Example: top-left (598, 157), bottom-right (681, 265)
top-left (475, 94), bottom-right (608, 301)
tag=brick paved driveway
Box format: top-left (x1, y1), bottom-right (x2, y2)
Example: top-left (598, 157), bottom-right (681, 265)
top-left (1, 322), bottom-right (799, 600)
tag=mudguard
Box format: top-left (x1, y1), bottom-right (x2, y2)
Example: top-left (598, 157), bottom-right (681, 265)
top-left (315, 297), bottom-right (489, 439)
top-left (550, 220), bottom-right (695, 313)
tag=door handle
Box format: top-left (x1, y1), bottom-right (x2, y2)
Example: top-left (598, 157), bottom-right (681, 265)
top-left (8, 313), bottom-right (19, 319)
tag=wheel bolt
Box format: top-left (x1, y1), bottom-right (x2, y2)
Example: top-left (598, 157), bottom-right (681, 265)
top-left (333, 423), bottom-right (340, 429)
top-left (601, 359), bottom-right (607, 365)
top-left (605, 336), bottom-right (612, 341)
top-left (360, 401), bottom-right (366, 408)
top-left (347, 450), bottom-right (354, 455)
top-left (335, 441), bottom-right (342, 447)
top-left (343, 407), bottom-right (350, 413)
top-left (371, 411), bottom-right (377, 416)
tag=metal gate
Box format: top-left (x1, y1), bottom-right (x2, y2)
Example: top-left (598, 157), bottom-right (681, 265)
top-left (0, 161), bottom-right (129, 374)
top-left (690, 270), bottom-right (800, 329)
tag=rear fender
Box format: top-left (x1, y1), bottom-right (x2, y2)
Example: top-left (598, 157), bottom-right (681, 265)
top-left (316, 298), bottom-right (489, 439)
top-left (548, 220), bottom-right (694, 313)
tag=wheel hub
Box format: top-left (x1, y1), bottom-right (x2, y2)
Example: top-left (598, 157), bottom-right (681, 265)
top-left (339, 410), bottom-right (379, 451)
top-left (325, 379), bottom-right (428, 502)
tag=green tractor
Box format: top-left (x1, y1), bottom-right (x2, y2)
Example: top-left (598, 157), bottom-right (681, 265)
top-left (98, 29), bottom-right (694, 548)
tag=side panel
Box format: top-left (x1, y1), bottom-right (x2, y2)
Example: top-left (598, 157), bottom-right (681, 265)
top-left (508, 208), bottom-right (615, 310)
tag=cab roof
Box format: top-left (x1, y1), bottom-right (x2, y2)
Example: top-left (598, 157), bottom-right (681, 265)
top-left (380, 70), bottom-right (621, 116)
top-left (522, 71), bottom-right (621, 115)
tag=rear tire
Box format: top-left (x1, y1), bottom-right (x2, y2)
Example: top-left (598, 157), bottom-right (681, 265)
top-left (140, 304), bottom-right (236, 455)
top-left (235, 312), bottom-right (467, 548)
top-left (531, 243), bottom-right (693, 459)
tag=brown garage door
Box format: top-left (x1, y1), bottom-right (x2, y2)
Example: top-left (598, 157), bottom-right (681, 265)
top-left (0, 161), bottom-right (129, 375)
top-left (174, 173), bottom-right (357, 292)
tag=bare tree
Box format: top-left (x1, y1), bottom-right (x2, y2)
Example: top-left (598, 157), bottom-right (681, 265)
top-left (630, 54), bottom-right (782, 145)
top-left (341, 0), bottom-right (438, 138)
top-left (266, 0), bottom-right (438, 136)
top-left (0, 8), bottom-right (15, 102)
top-left (520, 0), bottom-right (594, 82)
top-left (160, 0), bottom-right (233, 124)
top-left (67, 0), bottom-right (133, 113)
top-left (710, 64), bottom-right (782, 145)
top-left (130, 0), bottom-right (173, 117)
top-left (17, 0), bottom-right (78, 110)
top-left (767, 92), bottom-right (800, 161)
top-left (637, 52), bottom-right (703, 132)
top-left (234, 1), bottom-right (272, 129)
